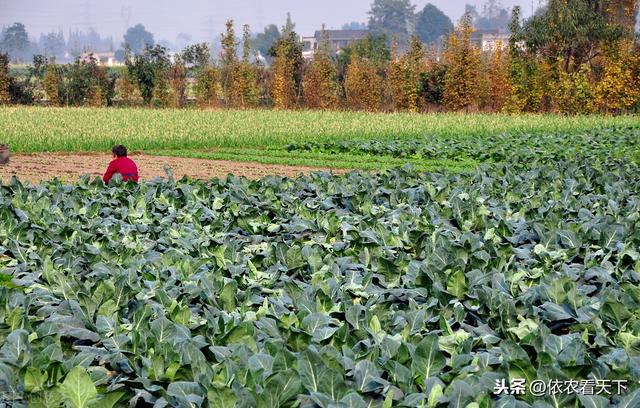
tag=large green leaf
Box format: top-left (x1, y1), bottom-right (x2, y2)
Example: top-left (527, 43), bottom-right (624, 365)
top-left (0, 329), bottom-right (30, 368)
top-left (59, 366), bottom-right (98, 408)
top-left (616, 389), bottom-right (640, 408)
top-left (88, 392), bottom-right (125, 408)
top-left (207, 387), bottom-right (237, 408)
top-left (412, 334), bottom-right (446, 385)
top-left (167, 382), bottom-right (204, 407)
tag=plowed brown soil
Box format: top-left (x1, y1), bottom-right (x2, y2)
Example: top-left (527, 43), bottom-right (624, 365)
top-left (0, 153), bottom-right (347, 184)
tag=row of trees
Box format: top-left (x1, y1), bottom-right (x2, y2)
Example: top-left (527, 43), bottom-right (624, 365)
top-left (1, 1), bottom-right (505, 65)
top-left (368, 0), bottom-right (514, 47)
top-left (1, 2), bottom-right (639, 114)
top-left (0, 23), bottom-right (118, 63)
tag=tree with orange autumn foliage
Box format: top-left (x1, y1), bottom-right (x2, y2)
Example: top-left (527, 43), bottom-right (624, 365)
top-left (388, 36), bottom-right (425, 112)
top-left (552, 62), bottom-right (595, 114)
top-left (595, 40), bottom-right (640, 113)
top-left (168, 57), bottom-right (187, 108)
top-left (270, 27), bottom-right (302, 109)
top-left (302, 27), bottom-right (341, 109)
top-left (481, 45), bottom-right (512, 112)
top-left (232, 25), bottom-right (260, 108)
top-left (117, 69), bottom-right (141, 106)
top-left (443, 13), bottom-right (481, 111)
top-left (345, 57), bottom-right (383, 111)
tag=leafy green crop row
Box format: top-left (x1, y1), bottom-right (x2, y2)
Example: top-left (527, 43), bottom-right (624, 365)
top-left (1, 159), bottom-right (639, 407)
top-left (285, 127), bottom-right (640, 164)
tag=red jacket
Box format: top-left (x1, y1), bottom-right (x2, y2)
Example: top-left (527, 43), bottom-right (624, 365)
top-left (103, 156), bottom-right (139, 183)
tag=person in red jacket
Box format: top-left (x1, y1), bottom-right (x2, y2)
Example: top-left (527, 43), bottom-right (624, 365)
top-left (103, 145), bottom-right (139, 183)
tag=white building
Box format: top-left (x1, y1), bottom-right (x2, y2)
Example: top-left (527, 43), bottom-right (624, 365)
top-left (471, 29), bottom-right (511, 52)
top-left (301, 29), bottom-right (369, 60)
top-left (79, 51), bottom-right (123, 67)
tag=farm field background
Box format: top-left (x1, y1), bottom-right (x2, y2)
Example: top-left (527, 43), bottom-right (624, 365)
top-left (1, 107), bottom-right (640, 173)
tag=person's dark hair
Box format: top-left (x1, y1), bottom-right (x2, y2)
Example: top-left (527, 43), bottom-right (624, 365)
top-left (112, 145), bottom-right (127, 157)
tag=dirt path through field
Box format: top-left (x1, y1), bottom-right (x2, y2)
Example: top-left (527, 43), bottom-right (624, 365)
top-left (0, 153), bottom-right (348, 184)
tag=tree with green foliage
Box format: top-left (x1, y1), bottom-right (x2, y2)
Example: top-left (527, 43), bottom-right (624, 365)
top-left (522, 0), bottom-right (627, 71)
top-left (416, 4), bottom-right (454, 44)
top-left (152, 72), bottom-right (172, 108)
top-left (126, 45), bottom-right (170, 105)
top-left (6, 54), bottom-right (46, 104)
top-left (181, 43), bottom-right (211, 70)
top-left (419, 63), bottom-right (448, 108)
top-left (0, 23), bottom-right (30, 62)
top-left (123, 24), bottom-right (155, 55)
top-left (368, 0), bottom-right (416, 46)
top-left (338, 34), bottom-right (391, 70)
top-left (252, 24), bottom-right (281, 63)
top-left (505, 7), bottom-right (545, 112)
top-left (64, 61), bottom-right (91, 106)
top-left (0, 53), bottom-right (9, 104)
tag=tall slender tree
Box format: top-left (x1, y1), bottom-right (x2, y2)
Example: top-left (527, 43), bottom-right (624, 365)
top-left (0, 23), bottom-right (30, 62)
top-left (345, 56), bottom-right (383, 111)
top-left (303, 26), bottom-right (341, 109)
top-left (269, 21), bottom-right (302, 109)
top-left (221, 20), bottom-right (239, 107)
top-left (233, 24), bottom-right (260, 108)
top-left (368, 0), bottom-right (416, 47)
top-left (43, 62), bottom-right (62, 106)
top-left (391, 36), bottom-right (426, 112)
top-left (415, 4), bottom-right (454, 44)
top-left (506, 7), bottom-right (545, 112)
top-left (123, 24), bottom-right (155, 55)
top-left (443, 13), bottom-right (481, 111)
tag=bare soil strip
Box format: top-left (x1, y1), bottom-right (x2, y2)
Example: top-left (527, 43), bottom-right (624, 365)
top-left (0, 153), bottom-right (348, 184)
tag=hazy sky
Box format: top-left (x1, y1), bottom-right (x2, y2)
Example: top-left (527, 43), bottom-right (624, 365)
top-left (1, 0), bottom-right (537, 44)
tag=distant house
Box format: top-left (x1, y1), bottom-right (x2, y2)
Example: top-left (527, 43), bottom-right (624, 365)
top-left (79, 51), bottom-right (123, 67)
top-left (470, 29), bottom-right (511, 52)
top-left (302, 29), bottom-right (369, 60)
